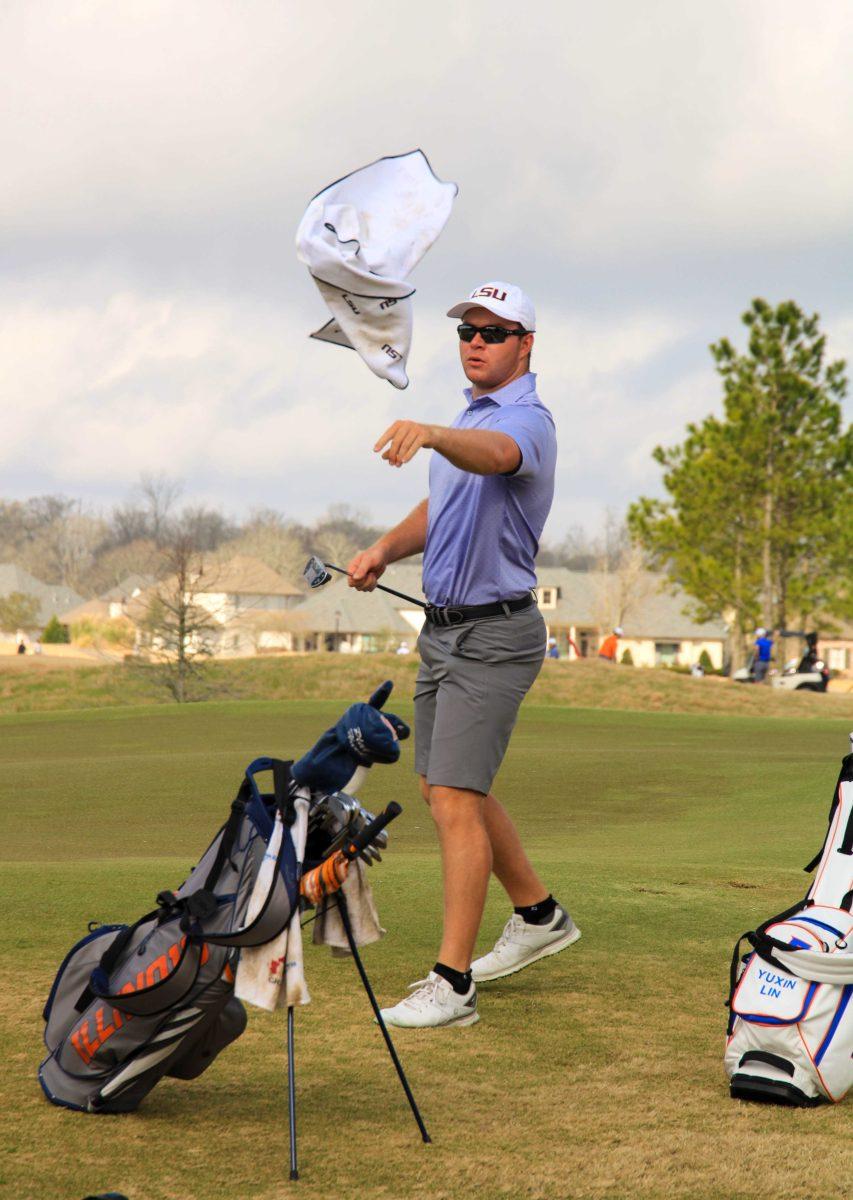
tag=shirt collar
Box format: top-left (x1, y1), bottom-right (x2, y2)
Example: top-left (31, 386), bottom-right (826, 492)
top-left (463, 371), bottom-right (537, 410)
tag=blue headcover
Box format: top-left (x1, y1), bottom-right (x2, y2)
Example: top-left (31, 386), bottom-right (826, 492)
top-left (291, 680), bottom-right (410, 794)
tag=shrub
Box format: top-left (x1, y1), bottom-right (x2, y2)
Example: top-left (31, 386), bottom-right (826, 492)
top-left (698, 649), bottom-right (714, 672)
top-left (620, 648), bottom-right (634, 666)
top-left (41, 615), bottom-right (70, 644)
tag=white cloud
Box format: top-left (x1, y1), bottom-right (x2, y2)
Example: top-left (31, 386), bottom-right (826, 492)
top-left (0, 0), bottom-right (851, 539)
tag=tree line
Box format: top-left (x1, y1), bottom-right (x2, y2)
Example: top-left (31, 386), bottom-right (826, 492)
top-left (1, 298), bottom-right (850, 668)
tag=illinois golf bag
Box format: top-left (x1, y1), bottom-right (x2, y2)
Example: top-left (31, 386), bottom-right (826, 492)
top-left (725, 736), bottom-right (853, 1106)
top-left (39, 683), bottom-right (408, 1114)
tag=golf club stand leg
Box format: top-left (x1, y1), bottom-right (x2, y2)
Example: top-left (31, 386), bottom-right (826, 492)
top-left (336, 892), bottom-right (432, 1144)
top-left (286, 1005), bottom-right (299, 1180)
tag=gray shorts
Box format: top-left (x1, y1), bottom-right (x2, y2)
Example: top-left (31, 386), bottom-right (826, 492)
top-left (414, 606), bottom-right (546, 796)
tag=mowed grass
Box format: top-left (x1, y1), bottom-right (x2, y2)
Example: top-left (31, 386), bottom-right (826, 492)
top-left (2, 700), bottom-right (852, 1200)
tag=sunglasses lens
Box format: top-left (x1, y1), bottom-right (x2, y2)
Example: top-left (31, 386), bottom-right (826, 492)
top-left (457, 324), bottom-right (511, 344)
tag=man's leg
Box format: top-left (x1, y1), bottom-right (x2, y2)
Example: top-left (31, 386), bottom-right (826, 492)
top-left (428, 784), bottom-right (492, 972)
top-left (483, 792), bottom-right (548, 907)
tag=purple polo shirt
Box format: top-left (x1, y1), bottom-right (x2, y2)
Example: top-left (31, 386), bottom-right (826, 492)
top-left (421, 372), bottom-right (557, 606)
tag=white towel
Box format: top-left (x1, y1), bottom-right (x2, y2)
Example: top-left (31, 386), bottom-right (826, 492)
top-left (296, 150), bottom-right (457, 389)
top-left (234, 796), bottom-right (311, 1011)
top-left (312, 859), bottom-right (385, 956)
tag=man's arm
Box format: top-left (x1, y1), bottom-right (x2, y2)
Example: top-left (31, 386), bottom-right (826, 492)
top-left (347, 498), bottom-right (428, 591)
top-left (375, 421), bottom-right (520, 476)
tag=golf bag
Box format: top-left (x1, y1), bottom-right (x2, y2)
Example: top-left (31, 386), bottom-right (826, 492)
top-left (725, 738), bottom-right (853, 1106)
top-left (39, 758), bottom-right (299, 1113)
top-left (39, 682), bottom-right (410, 1116)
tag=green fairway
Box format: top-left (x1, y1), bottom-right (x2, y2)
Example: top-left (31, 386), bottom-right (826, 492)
top-left (2, 700), bottom-right (851, 1199)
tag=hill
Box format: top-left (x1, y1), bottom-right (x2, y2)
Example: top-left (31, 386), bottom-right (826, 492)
top-left (1, 653), bottom-right (851, 719)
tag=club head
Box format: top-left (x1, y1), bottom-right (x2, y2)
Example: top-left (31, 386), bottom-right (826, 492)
top-left (303, 555), bottom-right (332, 589)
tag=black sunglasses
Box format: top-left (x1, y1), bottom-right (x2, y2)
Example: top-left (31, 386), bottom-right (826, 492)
top-left (457, 322), bottom-right (528, 344)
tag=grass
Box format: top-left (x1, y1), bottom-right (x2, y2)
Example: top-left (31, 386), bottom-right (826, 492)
top-left (2, 698), bottom-right (852, 1199)
top-left (1, 653), bottom-right (852, 720)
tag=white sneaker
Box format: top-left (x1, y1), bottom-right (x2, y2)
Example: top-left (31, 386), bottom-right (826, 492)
top-left (471, 906), bottom-right (581, 982)
top-left (379, 971), bottom-right (480, 1028)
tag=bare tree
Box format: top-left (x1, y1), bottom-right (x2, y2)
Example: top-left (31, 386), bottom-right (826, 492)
top-left (138, 472), bottom-right (183, 546)
top-left (140, 525), bottom-right (217, 702)
top-left (224, 508), bottom-right (307, 584)
top-left (38, 505), bottom-right (106, 592)
top-left (590, 541), bottom-right (656, 635)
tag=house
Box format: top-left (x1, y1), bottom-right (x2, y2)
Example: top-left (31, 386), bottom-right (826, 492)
top-left (288, 564), bottom-right (728, 668)
top-left (0, 563), bottom-right (84, 632)
top-left (286, 564), bottom-right (425, 652)
top-left (127, 554), bottom-right (304, 658)
top-left (814, 622), bottom-right (853, 679)
top-left (59, 574), bottom-right (156, 627)
top-left (534, 569), bottom-right (728, 669)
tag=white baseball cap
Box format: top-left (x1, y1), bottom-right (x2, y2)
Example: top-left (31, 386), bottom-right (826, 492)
top-left (447, 281), bottom-right (536, 331)
top-left (614, 627), bottom-right (624, 636)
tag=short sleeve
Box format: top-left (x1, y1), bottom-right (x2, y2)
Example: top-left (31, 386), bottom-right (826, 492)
top-left (491, 405), bottom-right (555, 480)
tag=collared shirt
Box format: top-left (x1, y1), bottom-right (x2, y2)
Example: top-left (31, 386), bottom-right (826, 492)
top-left (421, 372), bottom-right (557, 606)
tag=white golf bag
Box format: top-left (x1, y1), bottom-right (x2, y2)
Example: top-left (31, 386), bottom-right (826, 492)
top-left (725, 736), bottom-right (853, 1106)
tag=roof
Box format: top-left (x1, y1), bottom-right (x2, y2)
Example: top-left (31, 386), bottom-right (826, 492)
top-left (101, 573), bottom-right (155, 601)
top-left (0, 563), bottom-right (85, 627)
top-left (201, 555), bottom-right (301, 597)
top-left (58, 599), bottom-right (113, 623)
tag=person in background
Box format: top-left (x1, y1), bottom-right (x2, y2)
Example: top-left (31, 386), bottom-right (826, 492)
top-left (598, 626), bottom-right (623, 662)
top-left (753, 627), bottom-right (774, 682)
top-left (546, 636), bottom-right (560, 659)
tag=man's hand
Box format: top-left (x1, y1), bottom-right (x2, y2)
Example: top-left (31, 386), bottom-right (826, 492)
top-left (347, 543), bottom-right (389, 591)
top-left (374, 420), bottom-right (436, 468)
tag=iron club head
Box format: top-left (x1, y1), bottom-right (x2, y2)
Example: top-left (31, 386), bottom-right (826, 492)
top-left (303, 556), bottom-right (332, 588)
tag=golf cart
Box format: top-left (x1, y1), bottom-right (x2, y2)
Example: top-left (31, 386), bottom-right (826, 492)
top-left (771, 631), bottom-right (830, 693)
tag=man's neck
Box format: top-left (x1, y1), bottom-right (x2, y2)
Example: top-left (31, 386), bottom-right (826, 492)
top-left (470, 363), bottom-right (530, 400)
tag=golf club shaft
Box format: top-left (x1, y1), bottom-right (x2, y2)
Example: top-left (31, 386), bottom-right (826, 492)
top-left (324, 563), bottom-right (427, 609)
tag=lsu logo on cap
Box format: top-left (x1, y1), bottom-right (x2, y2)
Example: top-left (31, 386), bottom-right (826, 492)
top-left (471, 286), bottom-right (508, 302)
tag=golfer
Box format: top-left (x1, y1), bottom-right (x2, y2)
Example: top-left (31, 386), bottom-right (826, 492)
top-left (347, 281), bottom-right (579, 1028)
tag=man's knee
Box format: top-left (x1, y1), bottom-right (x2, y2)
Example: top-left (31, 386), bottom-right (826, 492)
top-left (418, 774), bottom-right (430, 804)
top-left (428, 784), bottom-right (486, 829)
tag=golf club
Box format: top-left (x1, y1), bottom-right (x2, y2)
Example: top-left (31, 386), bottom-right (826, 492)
top-left (303, 556), bottom-right (427, 609)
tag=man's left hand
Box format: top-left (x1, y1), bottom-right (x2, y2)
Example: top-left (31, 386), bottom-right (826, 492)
top-left (374, 420), bottom-right (437, 468)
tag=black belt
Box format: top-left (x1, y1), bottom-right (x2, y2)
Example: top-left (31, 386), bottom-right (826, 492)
top-left (424, 592), bottom-right (535, 627)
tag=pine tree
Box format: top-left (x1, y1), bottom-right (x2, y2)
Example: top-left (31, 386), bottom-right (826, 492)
top-left (630, 299), bottom-right (852, 666)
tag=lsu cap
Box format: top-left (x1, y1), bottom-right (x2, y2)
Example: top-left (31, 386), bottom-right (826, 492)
top-left (447, 281), bottom-right (536, 331)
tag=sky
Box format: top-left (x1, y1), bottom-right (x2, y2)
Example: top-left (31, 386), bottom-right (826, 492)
top-left (2, 0), bottom-right (852, 546)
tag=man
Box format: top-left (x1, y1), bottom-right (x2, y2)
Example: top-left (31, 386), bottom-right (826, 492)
top-left (598, 627), bottom-right (623, 662)
top-left (347, 281), bottom-right (580, 1029)
top-left (753, 627), bottom-right (774, 682)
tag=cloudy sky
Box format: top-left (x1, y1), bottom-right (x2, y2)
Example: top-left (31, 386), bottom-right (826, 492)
top-left (2, 1), bottom-right (852, 545)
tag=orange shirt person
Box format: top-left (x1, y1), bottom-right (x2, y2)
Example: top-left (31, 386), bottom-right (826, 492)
top-left (598, 627), bottom-right (623, 661)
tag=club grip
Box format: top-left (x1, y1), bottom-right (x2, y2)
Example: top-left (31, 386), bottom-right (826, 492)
top-left (342, 802), bottom-right (402, 861)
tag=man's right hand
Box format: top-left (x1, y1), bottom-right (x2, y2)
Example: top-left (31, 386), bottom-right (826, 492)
top-left (347, 544), bottom-right (389, 591)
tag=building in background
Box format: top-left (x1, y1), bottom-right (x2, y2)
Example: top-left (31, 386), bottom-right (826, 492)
top-left (0, 563), bottom-right (84, 634)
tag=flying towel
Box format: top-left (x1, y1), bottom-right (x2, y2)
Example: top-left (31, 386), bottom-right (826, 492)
top-left (296, 150), bottom-right (458, 389)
